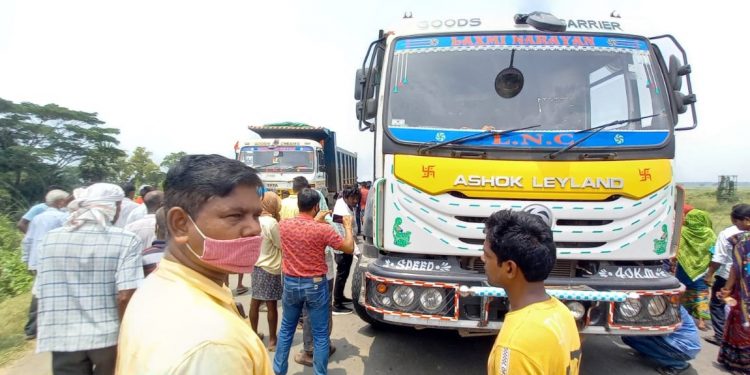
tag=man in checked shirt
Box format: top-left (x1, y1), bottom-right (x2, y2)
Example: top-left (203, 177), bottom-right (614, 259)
top-left (34, 183), bottom-right (143, 375)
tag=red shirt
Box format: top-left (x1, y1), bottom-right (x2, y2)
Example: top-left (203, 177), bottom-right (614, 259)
top-left (359, 188), bottom-right (369, 210)
top-left (279, 215), bottom-right (343, 277)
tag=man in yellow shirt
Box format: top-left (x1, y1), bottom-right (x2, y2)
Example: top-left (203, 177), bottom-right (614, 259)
top-left (280, 176), bottom-right (310, 220)
top-left (483, 210), bottom-right (581, 375)
top-left (116, 154), bottom-right (272, 374)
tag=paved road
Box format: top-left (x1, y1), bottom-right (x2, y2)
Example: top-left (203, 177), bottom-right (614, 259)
top-left (1, 275), bottom-right (731, 375)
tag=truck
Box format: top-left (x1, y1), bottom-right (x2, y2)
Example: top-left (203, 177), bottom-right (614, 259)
top-left (237, 122), bottom-right (358, 203)
top-left (351, 11), bottom-right (697, 336)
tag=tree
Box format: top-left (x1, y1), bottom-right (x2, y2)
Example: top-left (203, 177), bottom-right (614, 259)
top-left (121, 147), bottom-right (164, 188)
top-left (0, 98), bottom-right (126, 217)
top-left (160, 151), bottom-right (187, 172)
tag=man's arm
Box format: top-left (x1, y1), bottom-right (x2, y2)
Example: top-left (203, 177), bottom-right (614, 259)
top-left (706, 232), bottom-right (732, 284)
top-left (16, 218), bottom-right (30, 234)
top-left (117, 289), bottom-right (136, 320)
top-left (116, 236), bottom-right (145, 319)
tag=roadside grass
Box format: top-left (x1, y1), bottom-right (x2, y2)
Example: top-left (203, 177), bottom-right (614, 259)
top-left (0, 293), bottom-right (33, 367)
top-left (684, 187), bottom-right (750, 233)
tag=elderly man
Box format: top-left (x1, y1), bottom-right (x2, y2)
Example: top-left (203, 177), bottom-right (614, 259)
top-left (116, 154), bottom-right (272, 374)
top-left (21, 189), bottom-right (70, 340)
top-left (124, 190), bottom-right (164, 252)
top-left (16, 185), bottom-right (66, 233)
top-left (35, 183), bottom-right (143, 375)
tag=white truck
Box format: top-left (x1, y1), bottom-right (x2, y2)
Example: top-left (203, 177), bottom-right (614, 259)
top-left (351, 11), bottom-right (697, 336)
top-left (238, 122), bottom-right (357, 202)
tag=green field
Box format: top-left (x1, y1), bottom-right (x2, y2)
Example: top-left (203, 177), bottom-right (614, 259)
top-left (0, 293), bottom-right (33, 367)
top-left (683, 187), bottom-right (750, 233)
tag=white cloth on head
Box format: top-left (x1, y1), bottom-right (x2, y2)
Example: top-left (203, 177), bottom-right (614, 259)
top-left (65, 183), bottom-right (125, 230)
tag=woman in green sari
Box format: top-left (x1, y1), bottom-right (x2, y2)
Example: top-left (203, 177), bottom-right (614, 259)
top-left (676, 209), bottom-right (717, 330)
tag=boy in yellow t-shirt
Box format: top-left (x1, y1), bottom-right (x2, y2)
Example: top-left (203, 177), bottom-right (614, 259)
top-left (482, 210), bottom-right (581, 375)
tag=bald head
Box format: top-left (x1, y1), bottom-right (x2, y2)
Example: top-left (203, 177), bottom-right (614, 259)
top-left (144, 190), bottom-right (164, 214)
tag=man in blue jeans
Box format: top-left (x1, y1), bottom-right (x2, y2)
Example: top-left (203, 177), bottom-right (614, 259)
top-left (622, 306), bottom-right (701, 375)
top-left (275, 188), bottom-right (355, 375)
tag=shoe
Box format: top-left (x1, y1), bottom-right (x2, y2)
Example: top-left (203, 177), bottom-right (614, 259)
top-left (656, 364), bottom-right (691, 375)
top-left (332, 304), bottom-right (353, 315)
top-left (329, 344), bottom-right (336, 357)
top-left (704, 336), bottom-right (721, 346)
top-left (338, 297), bottom-right (353, 304)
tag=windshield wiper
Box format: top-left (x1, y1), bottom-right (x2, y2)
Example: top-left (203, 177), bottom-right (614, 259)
top-left (418, 124), bottom-right (541, 155)
top-left (546, 113), bottom-right (661, 160)
top-left (253, 162), bottom-right (279, 169)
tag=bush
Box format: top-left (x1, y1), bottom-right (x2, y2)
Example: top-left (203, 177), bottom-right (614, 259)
top-left (0, 215), bottom-right (32, 302)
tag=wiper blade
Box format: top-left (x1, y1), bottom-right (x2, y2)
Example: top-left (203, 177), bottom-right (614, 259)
top-left (253, 162), bottom-right (279, 169)
top-left (418, 124), bottom-right (541, 154)
top-left (546, 113), bottom-right (661, 160)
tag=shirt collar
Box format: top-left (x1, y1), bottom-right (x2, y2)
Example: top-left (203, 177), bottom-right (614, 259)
top-left (156, 258), bottom-right (235, 309)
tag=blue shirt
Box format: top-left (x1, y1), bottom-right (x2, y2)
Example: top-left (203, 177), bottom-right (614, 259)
top-left (22, 203), bottom-right (49, 221)
top-left (664, 306), bottom-right (701, 359)
top-left (21, 207), bottom-right (68, 270)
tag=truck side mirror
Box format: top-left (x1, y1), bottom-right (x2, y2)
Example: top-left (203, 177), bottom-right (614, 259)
top-left (356, 99), bottom-right (378, 120)
top-left (355, 68), bottom-right (377, 100)
top-left (667, 55), bottom-right (696, 114)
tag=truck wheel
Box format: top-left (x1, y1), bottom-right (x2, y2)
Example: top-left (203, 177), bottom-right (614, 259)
top-left (351, 266), bottom-right (390, 330)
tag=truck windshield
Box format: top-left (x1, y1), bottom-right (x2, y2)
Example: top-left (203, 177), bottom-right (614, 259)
top-left (239, 146), bottom-right (315, 172)
top-left (386, 34), bottom-right (671, 149)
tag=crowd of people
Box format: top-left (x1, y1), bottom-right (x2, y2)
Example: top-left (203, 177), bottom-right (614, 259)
top-left (14, 153), bottom-right (750, 375)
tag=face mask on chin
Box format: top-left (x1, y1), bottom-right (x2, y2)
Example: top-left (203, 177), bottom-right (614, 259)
top-left (184, 215), bottom-right (262, 274)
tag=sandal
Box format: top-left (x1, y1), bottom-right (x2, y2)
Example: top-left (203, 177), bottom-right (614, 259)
top-left (235, 286), bottom-right (249, 295)
top-left (656, 364), bottom-right (691, 375)
top-left (294, 351), bottom-right (313, 367)
top-left (704, 336), bottom-right (721, 346)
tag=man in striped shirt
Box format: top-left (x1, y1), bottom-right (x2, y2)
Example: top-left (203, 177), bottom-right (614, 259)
top-left (35, 183), bottom-right (143, 375)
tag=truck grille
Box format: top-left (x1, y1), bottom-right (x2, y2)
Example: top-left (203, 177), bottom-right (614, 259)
top-left (462, 258), bottom-right (576, 277)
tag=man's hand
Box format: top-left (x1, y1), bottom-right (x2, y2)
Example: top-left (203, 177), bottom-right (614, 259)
top-left (315, 210), bottom-right (331, 223)
top-left (342, 215), bottom-right (353, 230)
top-left (704, 272), bottom-right (715, 287)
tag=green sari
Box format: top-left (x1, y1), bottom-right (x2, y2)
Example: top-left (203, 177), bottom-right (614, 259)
top-left (677, 209), bottom-right (717, 280)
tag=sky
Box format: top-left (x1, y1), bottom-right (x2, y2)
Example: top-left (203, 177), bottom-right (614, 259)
top-left (0, 0), bottom-right (747, 182)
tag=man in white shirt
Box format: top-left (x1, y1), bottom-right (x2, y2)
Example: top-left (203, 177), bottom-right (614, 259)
top-left (114, 183), bottom-right (139, 228)
top-left (124, 185), bottom-right (156, 225)
top-left (124, 190), bottom-right (164, 251)
top-left (705, 203), bottom-right (750, 345)
top-left (21, 189), bottom-right (70, 340)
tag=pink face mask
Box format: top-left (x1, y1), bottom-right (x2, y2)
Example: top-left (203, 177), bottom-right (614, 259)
top-left (185, 216), bottom-right (262, 274)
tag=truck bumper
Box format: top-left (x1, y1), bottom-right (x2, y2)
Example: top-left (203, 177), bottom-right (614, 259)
top-left (356, 254), bottom-right (684, 336)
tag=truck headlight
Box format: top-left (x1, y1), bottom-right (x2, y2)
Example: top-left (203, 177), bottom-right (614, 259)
top-left (619, 299), bottom-right (642, 318)
top-left (647, 296), bottom-right (667, 317)
top-left (566, 302), bottom-right (586, 320)
top-left (419, 288), bottom-right (444, 313)
top-left (393, 286), bottom-right (415, 307)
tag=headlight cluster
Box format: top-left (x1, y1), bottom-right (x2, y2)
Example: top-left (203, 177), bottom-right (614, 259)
top-left (371, 283), bottom-right (450, 315)
top-left (617, 296), bottom-right (670, 320)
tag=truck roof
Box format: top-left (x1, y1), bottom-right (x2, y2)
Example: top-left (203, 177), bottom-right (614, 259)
top-left (389, 13), bottom-right (658, 39)
top-left (248, 122), bottom-right (333, 142)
